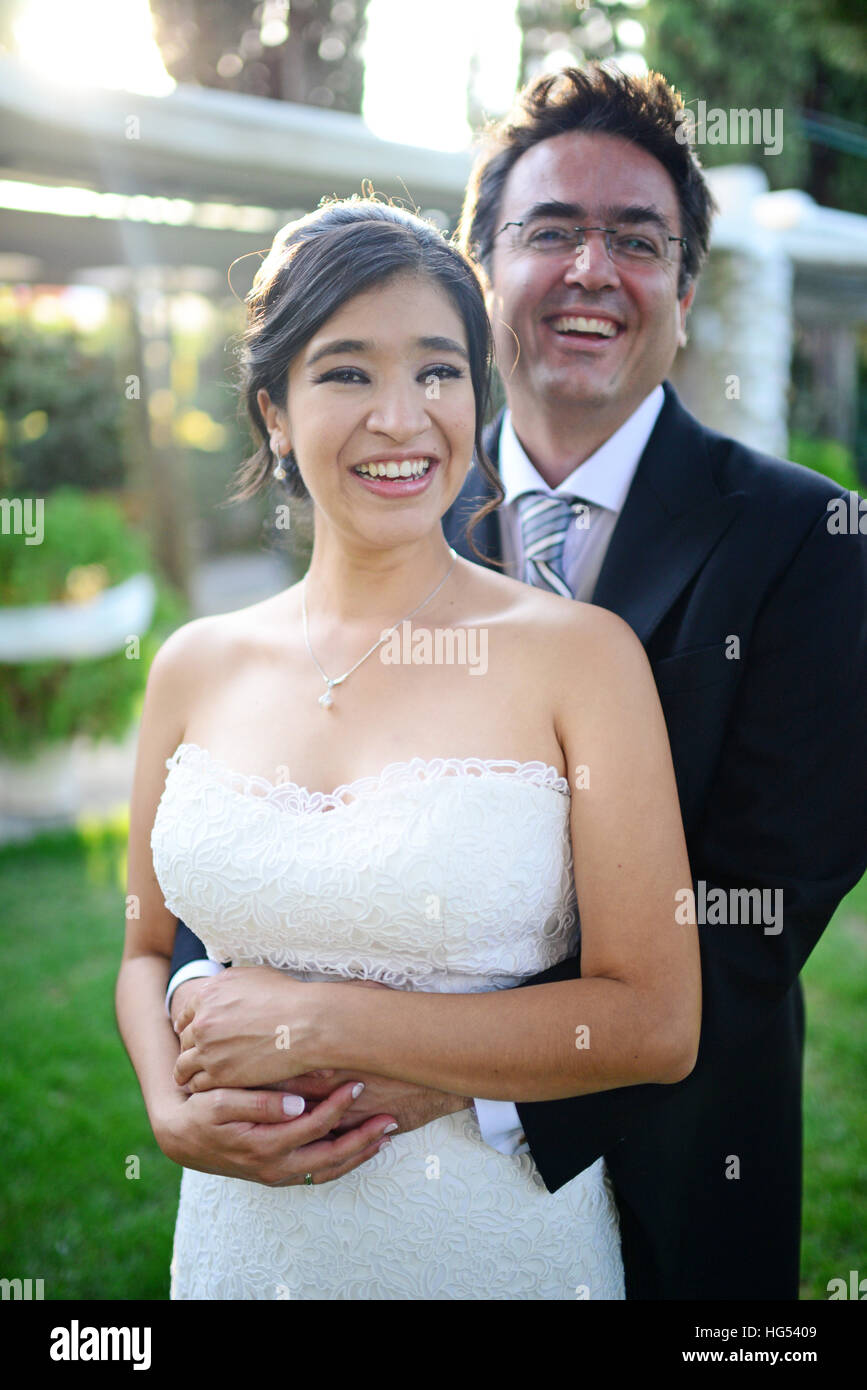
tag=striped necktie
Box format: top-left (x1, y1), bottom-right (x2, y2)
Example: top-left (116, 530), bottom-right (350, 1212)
top-left (517, 492), bottom-right (588, 597)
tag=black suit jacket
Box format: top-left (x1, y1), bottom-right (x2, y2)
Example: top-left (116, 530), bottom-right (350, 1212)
top-left (169, 381), bottom-right (867, 1299)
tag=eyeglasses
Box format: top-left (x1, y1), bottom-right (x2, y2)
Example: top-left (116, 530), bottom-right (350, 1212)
top-left (495, 221), bottom-right (687, 268)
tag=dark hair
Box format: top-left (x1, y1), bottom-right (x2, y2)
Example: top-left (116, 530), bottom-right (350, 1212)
top-left (229, 193), bottom-right (503, 559)
top-left (458, 64), bottom-right (716, 299)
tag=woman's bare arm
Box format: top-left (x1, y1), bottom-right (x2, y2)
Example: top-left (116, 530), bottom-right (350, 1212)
top-left (176, 604), bottom-right (701, 1101)
top-left (116, 623), bottom-right (192, 1122)
top-left (116, 621), bottom-right (400, 1183)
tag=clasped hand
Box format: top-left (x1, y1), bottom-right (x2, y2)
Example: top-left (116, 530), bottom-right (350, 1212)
top-left (164, 968), bottom-right (473, 1187)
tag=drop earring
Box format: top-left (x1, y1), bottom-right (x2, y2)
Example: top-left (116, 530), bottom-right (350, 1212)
top-left (271, 438), bottom-right (293, 480)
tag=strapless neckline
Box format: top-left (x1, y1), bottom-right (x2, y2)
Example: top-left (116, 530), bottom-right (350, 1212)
top-left (166, 741), bottom-right (571, 815)
top-left (157, 736), bottom-right (621, 1301)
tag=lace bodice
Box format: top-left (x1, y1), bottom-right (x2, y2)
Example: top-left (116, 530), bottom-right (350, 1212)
top-left (155, 742), bottom-right (625, 1300)
top-left (151, 742), bottom-right (579, 993)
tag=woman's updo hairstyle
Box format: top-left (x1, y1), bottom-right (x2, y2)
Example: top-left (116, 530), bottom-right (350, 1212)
top-left (229, 193), bottom-right (503, 559)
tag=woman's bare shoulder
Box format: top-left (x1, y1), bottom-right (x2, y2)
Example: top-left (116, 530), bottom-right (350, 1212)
top-left (151, 610), bottom-right (233, 681)
top-left (148, 588), bottom-right (299, 693)
top-left (461, 561), bottom-right (637, 656)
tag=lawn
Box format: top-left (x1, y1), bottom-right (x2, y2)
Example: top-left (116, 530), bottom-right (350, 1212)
top-left (0, 815), bottom-right (175, 1300)
top-left (0, 815), bottom-right (863, 1301)
top-left (800, 870), bottom-right (867, 1300)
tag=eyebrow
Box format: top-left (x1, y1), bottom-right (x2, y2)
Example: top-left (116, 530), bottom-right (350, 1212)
top-left (306, 335), bottom-right (469, 366)
top-left (519, 199), bottom-right (674, 232)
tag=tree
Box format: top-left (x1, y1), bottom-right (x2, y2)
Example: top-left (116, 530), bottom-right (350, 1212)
top-left (149, 0), bottom-right (370, 114)
top-left (643, 0), bottom-right (866, 213)
top-left (510, 0), bottom-right (865, 215)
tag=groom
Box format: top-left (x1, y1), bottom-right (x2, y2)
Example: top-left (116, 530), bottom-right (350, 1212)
top-left (167, 66), bottom-right (867, 1298)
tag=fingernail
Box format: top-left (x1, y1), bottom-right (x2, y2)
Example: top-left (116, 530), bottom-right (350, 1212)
top-left (282, 1094), bottom-right (305, 1116)
top-left (351, 1082), bottom-right (365, 1099)
top-left (382, 1122), bottom-right (398, 1134)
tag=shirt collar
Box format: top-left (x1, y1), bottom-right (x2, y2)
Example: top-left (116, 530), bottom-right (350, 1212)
top-left (499, 384), bottom-right (665, 514)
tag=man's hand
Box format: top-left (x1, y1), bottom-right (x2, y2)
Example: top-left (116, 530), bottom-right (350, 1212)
top-left (173, 965), bottom-right (325, 1089)
top-left (269, 1069), bottom-right (473, 1137)
top-left (169, 976), bottom-right (209, 1032)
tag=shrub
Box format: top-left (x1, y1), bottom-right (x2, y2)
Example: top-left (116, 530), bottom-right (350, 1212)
top-left (0, 328), bottom-right (126, 494)
top-left (0, 488), bottom-right (184, 757)
top-left (788, 434), bottom-right (861, 494)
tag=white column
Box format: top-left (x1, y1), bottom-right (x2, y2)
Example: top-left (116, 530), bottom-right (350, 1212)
top-left (671, 166), bottom-right (794, 459)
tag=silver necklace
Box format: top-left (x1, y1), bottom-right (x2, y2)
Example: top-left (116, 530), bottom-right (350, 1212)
top-left (302, 548), bottom-right (458, 708)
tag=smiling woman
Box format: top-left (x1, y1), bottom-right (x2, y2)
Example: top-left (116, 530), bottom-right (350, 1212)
top-left (116, 192), bottom-right (699, 1301)
top-left (263, 277), bottom-right (475, 534)
top-left (229, 196), bottom-right (503, 559)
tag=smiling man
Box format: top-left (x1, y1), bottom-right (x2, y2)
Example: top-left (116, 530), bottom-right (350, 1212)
top-left (166, 65), bottom-right (867, 1301)
top-left (484, 135), bottom-right (694, 468)
top-left (436, 63), bottom-right (867, 1300)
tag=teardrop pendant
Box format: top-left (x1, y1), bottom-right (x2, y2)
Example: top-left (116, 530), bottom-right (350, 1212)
top-left (318, 686), bottom-right (334, 709)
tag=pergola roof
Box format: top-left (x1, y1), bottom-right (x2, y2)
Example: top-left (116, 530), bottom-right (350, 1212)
top-left (0, 53), bottom-right (471, 285)
top-left (0, 53), bottom-right (865, 322)
top-left (0, 54), bottom-right (471, 205)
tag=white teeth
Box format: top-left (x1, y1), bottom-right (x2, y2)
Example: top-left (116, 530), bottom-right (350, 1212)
top-left (550, 315), bottom-right (619, 338)
top-left (355, 458), bottom-right (433, 478)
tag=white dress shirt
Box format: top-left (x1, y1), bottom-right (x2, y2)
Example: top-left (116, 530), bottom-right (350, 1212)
top-left (475, 384), bottom-right (665, 1155)
top-left (165, 385), bottom-right (666, 1158)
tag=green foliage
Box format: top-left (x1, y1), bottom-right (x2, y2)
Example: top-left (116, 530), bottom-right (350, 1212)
top-left (514, 1), bottom-right (866, 215)
top-left (0, 326), bottom-right (126, 494)
top-left (643, 0), bottom-right (866, 213)
top-left (0, 487), bottom-right (147, 605)
top-left (0, 489), bottom-right (185, 757)
top-left (787, 434), bottom-right (861, 493)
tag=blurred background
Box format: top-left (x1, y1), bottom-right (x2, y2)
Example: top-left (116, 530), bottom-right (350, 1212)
top-left (0, 0), bottom-right (864, 1300)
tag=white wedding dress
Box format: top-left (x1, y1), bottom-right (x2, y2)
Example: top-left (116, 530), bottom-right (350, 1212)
top-left (151, 742), bottom-right (625, 1300)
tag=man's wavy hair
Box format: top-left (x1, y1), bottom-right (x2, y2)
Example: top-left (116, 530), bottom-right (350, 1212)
top-left (458, 64), bottom-right (716, 299)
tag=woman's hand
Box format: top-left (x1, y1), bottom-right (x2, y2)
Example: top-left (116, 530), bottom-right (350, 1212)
top-left (153, 1078), bottom-right (398, 1187)
top-left (268, 1068), bottom-right (473, 1136)
top-left (172, 968), bottom-right (391, 1093)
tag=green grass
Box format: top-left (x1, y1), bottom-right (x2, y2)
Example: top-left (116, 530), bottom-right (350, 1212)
top-left (0, 816), bottom-right (863, 1300)
top-left (800, 870), bottom-right (867, 1300)
top-left (0, 815), bottom-right (175, 1299)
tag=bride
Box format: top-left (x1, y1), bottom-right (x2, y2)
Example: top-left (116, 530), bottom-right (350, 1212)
top-left (116, 196), bottom-right (699, 1300)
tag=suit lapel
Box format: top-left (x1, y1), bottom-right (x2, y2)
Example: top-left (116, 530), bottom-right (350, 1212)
top-left (591, 383), bottom-right (741, 643)
top-left (444, 383), bottom-right (741, 646)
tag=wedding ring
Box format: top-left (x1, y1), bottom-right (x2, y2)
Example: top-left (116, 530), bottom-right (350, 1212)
top-left (304, 1172), bottom-right (314, 1186)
